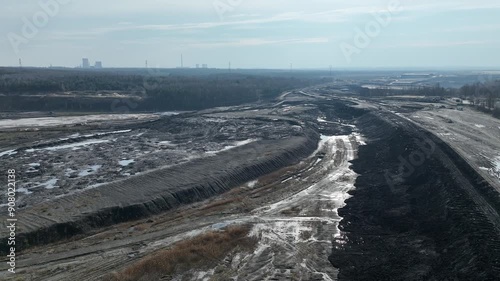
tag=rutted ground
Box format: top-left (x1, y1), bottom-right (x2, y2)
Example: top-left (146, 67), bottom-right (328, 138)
top-left (2, 85), bottom-right (500, 281)
top-left (0, 106), bottom-right (306, 210)
top-left (0, 88), bottom-right (365, 280)
top-left (408, 107), bottom-right (500, 190)
top-left (186, 134), bottom-right (363, 281)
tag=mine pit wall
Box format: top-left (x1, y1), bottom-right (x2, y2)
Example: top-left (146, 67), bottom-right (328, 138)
top-left (330, 111), bottom-right (500, 281)
top-left (0, 130), bottom-right (319, 254)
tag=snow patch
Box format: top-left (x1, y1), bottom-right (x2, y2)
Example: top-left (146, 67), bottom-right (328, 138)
top-left (17, 187), bottom-right (33, 195)
top-left (78, 165), bottom-right (102, 177)
top-left (0, 115), bottom-right (154, 129)
top-left (246, 180), bottom-right (259, 188)
top-left (38, 178), bottom-right (59, 189)
top-left (0, 150), bottom-right (17, 158)
top-left (206, 139), bottom-right (259, 155)
top-left (119, 159), bottom-right (135, 167)
top-left (28, 139), bottom-right (110, 152)
top-left (490, 157), bottom-right (500, 180)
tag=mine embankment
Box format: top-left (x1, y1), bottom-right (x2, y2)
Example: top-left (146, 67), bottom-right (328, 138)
top-left (330, 111), bottom-right (500, 280)
top-left (0, 131), bottom-right (319, 254)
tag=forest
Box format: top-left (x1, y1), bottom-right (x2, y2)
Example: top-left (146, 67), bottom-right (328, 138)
top-left (0, 68), bottom-right (322, 112)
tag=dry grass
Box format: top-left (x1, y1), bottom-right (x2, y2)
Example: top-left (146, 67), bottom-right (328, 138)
top-left (104, 225), bottom-right (256, 281)
top-left (201, 197), bottom-right (243, 211)
top-left (280, 206), bottom-right (302, 216)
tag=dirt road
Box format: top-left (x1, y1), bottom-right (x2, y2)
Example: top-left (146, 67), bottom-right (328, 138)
top-left (2, 129), bottom-right (363, 281)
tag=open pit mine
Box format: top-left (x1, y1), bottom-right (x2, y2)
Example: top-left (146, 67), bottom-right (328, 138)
top-left (1, 85), bottom-right (500, 281)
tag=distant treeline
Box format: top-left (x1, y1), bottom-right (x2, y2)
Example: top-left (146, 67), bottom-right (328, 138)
top-left (354, 84), bottom-right (449, 97)
top-left (0, 68), bottom-right (323, 111)
top-left (351, 81), bottom-right (500, 118)
top-left (459, 81), bottom-right (500, 118)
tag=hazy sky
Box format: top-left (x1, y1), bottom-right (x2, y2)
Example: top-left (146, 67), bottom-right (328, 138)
top-left (1, 0), bottom-right (499, 69)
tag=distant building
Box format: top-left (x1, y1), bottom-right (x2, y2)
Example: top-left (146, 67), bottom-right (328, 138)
top-left (82, 58), bottom-right (90, 68)
top-left (95, 61), bottom-right (103, 68)
top-left (202, 64), bottom-right (208, 69)
top-left (196, 64), bottom-right (200, 68)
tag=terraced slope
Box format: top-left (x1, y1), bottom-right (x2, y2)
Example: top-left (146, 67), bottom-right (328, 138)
top-left (331, 111), bottom-right (500, 280)
top-left (0, 133), bottom-right (319, 253)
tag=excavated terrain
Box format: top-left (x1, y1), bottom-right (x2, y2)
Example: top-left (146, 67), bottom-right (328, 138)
top-left (1, 86), bottom-right (500, 281)
top-left (330, 110), bottom-right (500, 280)
top-left (0, 101), bottom-right (322, 253)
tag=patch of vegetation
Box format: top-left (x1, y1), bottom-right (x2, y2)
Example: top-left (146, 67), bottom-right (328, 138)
top-left (104, 225), bottom-right (256, 281)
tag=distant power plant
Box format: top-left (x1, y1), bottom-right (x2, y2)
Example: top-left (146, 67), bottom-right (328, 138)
top-left (81, 58), bottom-right (103, 69)
top-left (82, 58), bottom-right (90, 68)
top-left (194, 63), bottom-right (208, 69)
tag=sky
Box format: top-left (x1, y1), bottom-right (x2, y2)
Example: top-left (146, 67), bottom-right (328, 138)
top-left (1, 0), bottom-right (500, 69)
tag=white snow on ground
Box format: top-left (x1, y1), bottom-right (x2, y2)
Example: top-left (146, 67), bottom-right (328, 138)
top-left (475, 124), bottom-right (486, 128)
top-left (395, 113), bottom-right (413, 122)
top-left (176, 133), bottom-right (363, 280)
top-left (157, 111), bottom-right (182, 116)
top-left (65, 168), bottom-right (76, 177)
top-left (56, 130), bottom-right (131, 142)
top-left (317, 117), bottom-right (327, 123)
top-left (199, 133), bottom-right (362, 280)
top-left (27, 139), bottom-right (110, 152)
top-left (82, 130), bottom-right (132, 138)
top-left (16, 187), bottom-right (32, 195)
top-left (246, 180), bottom-right (258, 188)
top-left (118, 159), bottom-right (135, 167)
top-left (0, 115), bottom-right (156, 129)
top-left (37, 178), bottom-right (59, 189)
top-left (205, 139), bottom-right (259, 155)
top-left (26, 163), bottom-right (41, 173)
top-left (353, 132), bottom-right (366, 145)
top-left (78, 165), bottom-right (102, 177)
top-left (0, 150), bottom-right (17, 158)
top-left (489, 156), bottom-right (500, 180)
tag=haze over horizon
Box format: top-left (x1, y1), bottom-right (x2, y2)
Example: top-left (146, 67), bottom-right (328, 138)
top-left (1, 0), bottom-right (500, 69)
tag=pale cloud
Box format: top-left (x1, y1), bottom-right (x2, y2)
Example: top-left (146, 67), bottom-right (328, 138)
top-left (1, 0), bottom-right (500, 68)
top-left (187, 37), bottom-right (330, 48)
top-left (380, 40), bottom-right (492, 48)
top-left (439, 24), bottom-right (500, 33)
